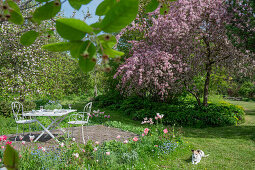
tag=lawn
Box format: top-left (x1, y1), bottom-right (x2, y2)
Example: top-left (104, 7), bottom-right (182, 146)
top-left (0, 99), bottom-right (255, 169)
top-left (105, 99), bottom-right (255, 169)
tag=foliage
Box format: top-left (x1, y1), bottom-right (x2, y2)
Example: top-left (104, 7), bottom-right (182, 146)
top-left (0, 15), bottom-right (93, 102)
top-left (0, 100), bottom-right (36, 117)
top-left (226, 0), bottom-right (255, 54)
top-left (44, 100), bottom-right (62, 110)
top-left (0, 0), bottom-right (153, 73)
top-left (114, 0), bottom-right (251, 106)
top-left (95, 95), bottom-right (245, 127)
top-left (238, 81), bottom-right (255, 98)
top-left (0, 121), bottom-right (187, 169)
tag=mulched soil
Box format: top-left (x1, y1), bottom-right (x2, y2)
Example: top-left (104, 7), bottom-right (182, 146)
top-left (6, 125), bottom-right (138, 151)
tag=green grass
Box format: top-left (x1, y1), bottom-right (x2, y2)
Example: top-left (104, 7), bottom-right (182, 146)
top-left (106, 99), bottom-right (255, 169)
top-left (1, 98), bottom-right (255, 169)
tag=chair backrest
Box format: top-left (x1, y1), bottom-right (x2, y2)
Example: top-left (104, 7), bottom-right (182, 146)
top-left (11, 102), bottom-right (23, 121)
top-left (84, 102), bottom-right (92, 121)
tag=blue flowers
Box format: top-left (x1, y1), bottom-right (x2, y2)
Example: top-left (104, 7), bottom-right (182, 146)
top-left (159, 142), bottom-right (178, 154)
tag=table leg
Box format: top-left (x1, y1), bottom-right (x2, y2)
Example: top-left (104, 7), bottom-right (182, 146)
top-left (34, 117), bottom-right (62, 143)
top-left (44, 115), bottom-right (68, 138)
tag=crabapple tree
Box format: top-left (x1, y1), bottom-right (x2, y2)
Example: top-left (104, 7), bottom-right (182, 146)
top-left (115, 0), bottom-right (247, 106)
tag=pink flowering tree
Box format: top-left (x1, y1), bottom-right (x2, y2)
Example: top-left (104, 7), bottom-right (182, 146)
top-left (115, 0), bottom-right (247, 106)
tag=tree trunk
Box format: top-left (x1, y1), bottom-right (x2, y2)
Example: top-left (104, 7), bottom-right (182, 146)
top-left (203, 64), bottom-right (212, 106)
top-left (94, 84), bottom-right (98, 97)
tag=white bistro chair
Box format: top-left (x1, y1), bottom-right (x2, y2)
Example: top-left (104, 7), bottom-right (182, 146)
top-left (11, 102), bottom-right (37, 141)
top-left (68, 102), bottom-right (92, 144)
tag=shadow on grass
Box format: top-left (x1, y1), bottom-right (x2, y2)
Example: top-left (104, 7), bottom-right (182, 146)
top-left (183, 125), bottom-right (255, 141)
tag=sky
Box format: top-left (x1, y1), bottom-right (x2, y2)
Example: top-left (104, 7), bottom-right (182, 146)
top-left (61, 0), bottom-right (104, 25)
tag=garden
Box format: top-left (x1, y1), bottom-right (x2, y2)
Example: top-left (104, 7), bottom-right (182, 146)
top-left (1, 0), bottom-right (255, 169)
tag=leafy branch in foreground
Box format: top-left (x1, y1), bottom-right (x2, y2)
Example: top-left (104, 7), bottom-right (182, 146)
top-left (1, 0), bottom-right (164, 72)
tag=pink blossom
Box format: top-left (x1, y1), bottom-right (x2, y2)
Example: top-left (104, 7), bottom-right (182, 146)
top-left (19, 135), bottom-right (24, 141)
top-left (163, 128), bottom-right (168, 134)
top-left (21, 141), bottom-right (26, 145)
top-left (41, 147), bottom-right (46, 152)
top-left (60, 142), bottom-right (64, 147)
top-left (106, 152), bottom-right (110, 155)
top-left (154, 145), bottom-right (158, 147)
top-left (82, 149), bottom-right (85, 152)
top-left (142, 133), bottom-right (145, 137)
top-left (29, 135), bottom-right (35, 142)
top-left (94, 147), bottom-right (98, 152)
top-left (123, 140), bottom-right (128, 144)
top-left (133, 137), bottom-right (138, 142)
top-left (116, 135), bottom-right (121, 139)
top-left (5, 141), bottom-right (12, 145)
top-left (107, 115), bottom-right (110, 118)
top-left (1, 146), bottom-right (5, 149)
top-left (144, 128), bottom-right (150, 134)
top-left (19, 155), bottom-right (22, 158)
top-left (0, 135), bottom-right (7, 141)
top-left (95, 141), bottom-right (99, 145)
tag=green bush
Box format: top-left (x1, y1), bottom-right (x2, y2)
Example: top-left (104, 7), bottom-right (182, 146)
top-left (238, 81), bottom-right (255, 98)
top-left (94, 95), bottom-right (245, 127)
top-left (0, 100), bottom-right (36, 117)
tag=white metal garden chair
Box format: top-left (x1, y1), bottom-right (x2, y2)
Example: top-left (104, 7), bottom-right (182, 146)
top-left (11, 102), bottom-right (37, 141)
top-left (68, 102), bottom-right (92, 144)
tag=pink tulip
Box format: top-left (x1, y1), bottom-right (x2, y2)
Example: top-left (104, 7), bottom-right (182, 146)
top-left (133, 137), bottom-right (138, 142)
top-left (144, 128), bottom-right (149, 134)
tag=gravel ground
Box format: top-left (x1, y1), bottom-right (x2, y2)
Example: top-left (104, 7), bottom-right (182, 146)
top-left (6, 125), bottom-right (138, 151)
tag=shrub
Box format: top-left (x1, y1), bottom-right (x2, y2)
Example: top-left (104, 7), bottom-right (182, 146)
top-left (0, 100), bottom-right (36, 117)
top-left (95, 95), bottom-right (245, 127)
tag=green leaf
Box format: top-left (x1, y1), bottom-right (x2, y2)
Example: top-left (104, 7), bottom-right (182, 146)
top-left (95, 0), bottom-right (115, 16)
top-left (56, 18), bottom-right (93, 40)
top-left (98, 34), bottom-right (117, 48)
top-left (145, 0), bottom-right (159, 13)
top-left (3, 145), bottom-right (19, 170)
top-left (20, 31), bottom-right (39, 46)
top-left (104, 48), bottom-right (124, 58)
top-left (6, 0), bottom-right (20, 12)
top-left (8, 10), bottom-right (24, 25)
top-left (160, 4), bottom-right (169, 15)
top-left (101, 0), bottom-right (139, 33)
top-left (68, 0), bottom-right (92, 10)
top-left (5, 0), bottom-right (24, 25)
top-left (90, 22), bottom-right (101, 34)
top-left (33, 1), bottom-right (61, 21)
top-left (79, 40), bottom-right (96, 72)
top-left (42, 41), bottom-right (83, 52)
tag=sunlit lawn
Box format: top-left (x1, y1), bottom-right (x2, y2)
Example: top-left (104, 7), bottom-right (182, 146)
top-left (1, 99), bottom-right (255, 169)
